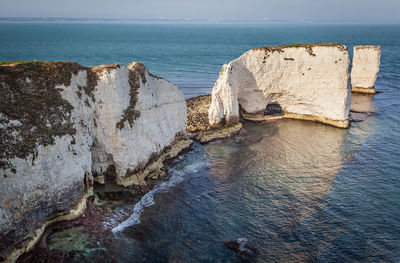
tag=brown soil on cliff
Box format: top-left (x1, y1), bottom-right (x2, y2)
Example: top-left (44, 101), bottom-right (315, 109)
top-left (253, 43), bottom-right (347, 56)
top-left (186, 94), bottom-right (211, 133)
top-left (0, 61), bottom-right (148, 170)
top-left (0, 62), bottom-right (86, 170)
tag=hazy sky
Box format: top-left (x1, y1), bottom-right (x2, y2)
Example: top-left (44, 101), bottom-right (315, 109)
top-left (0, 0), bottom-right (399, 23)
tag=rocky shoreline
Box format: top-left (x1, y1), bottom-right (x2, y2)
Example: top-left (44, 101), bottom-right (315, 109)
top-left (0, 61), bottom-right (188, 262)
top-left (0, 43), bottom-right (382, 262)
top-left (186, 94), bottom-right (243, 143)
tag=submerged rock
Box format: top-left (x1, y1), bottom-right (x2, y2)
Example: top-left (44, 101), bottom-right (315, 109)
top-left (0, 61), bottom-right (189, 262)
top-left (194, 123), bottom-right (243, 144)
top-left (208, 43), bottom-right (351, 128)
top-left (351, 45), bottom-right (381, 94)
top-left (224, 238), bottom-right (259, 258)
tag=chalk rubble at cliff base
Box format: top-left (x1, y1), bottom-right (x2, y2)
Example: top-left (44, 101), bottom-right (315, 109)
top-left (185, 94), bottom-right (242, 143)
top-left (0, 61), bottom-right (189, 262)
top-left (351, 45), bottom-right (381, 94)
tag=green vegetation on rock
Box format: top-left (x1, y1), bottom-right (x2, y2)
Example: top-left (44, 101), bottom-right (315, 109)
top-left (0, 61), bottom-right (99, 170)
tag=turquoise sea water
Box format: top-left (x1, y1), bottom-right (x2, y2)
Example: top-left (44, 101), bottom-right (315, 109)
top-left (1, 23), bottom-right (400, 262)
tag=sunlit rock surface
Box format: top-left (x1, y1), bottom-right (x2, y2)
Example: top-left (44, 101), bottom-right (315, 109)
top-left (186, 95), bottom-right (243, 143)
top-left (90, 62), bottom-right (187, 186)
top-left (208, 44), bottom-right (351, 128)
top-left (0, 61), bottom-right (187, 262)
top-left (351, 45), bottom-right (381, 94)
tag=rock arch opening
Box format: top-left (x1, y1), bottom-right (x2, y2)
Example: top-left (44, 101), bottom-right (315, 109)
top-left (264, 103), bottom-right (284, 116)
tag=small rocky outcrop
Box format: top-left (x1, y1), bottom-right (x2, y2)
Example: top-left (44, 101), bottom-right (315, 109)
top-left (186, 94), bottom-right (211, 133)
top-left (351, 45), bottom-right (381, 94)
top-left (208, 43), bottom-right (351, 128)
top-left (0, 61), bottom-right (190, 262)
top-left (186, 95), bottom-right (242, 143)
top-left (224, 238), bottom-right (259, 258)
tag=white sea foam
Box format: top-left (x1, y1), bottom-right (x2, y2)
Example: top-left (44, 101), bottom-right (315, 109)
top-left (112, 161), bottom-right (206, 233)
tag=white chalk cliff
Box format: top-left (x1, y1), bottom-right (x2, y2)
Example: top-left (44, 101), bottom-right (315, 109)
top-left (0, 62), bottom-right (188, 262)
top-left (351, 45), bottom-right (381, 93)
top-left (208, 44), bottom-right (351, 128)
top-left (91, 62), bottom-right (187, 185)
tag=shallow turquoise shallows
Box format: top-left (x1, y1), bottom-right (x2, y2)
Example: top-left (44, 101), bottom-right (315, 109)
top-left (1, 23), bottom-right (400, 262)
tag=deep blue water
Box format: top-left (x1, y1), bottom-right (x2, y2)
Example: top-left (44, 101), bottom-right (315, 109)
top-left (1, 23), bottom-right (400, 262)
top-left (1, 23), bottom-right (399, 97)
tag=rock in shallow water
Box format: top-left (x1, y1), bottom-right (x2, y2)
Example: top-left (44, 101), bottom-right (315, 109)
top-left (224, 238), bottom-right (259, 258)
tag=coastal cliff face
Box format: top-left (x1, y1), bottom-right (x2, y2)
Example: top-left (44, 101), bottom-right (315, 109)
top-left (0, 62), bottom-right (188, 262)
top-left (208, 44), bottom-right (351, 128)
top-left (351, 45), bottom-right (381, 93)
top-left (90, 62), bottom-right (187, 186)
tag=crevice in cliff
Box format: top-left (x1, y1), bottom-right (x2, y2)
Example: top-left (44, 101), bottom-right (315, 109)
top-left (115, 67), bottom-right (142, 130)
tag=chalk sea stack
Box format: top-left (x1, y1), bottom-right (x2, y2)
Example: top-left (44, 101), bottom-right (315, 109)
top-left (208, 43), bottom-right (351, 129)
top-left (351, 45), bottom-right (381, 94)
top-left (0, 61), bottom-right (190, 262)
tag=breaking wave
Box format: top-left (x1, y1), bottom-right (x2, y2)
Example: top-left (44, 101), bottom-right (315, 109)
top-left (112, 161), bottom-right (206, 233)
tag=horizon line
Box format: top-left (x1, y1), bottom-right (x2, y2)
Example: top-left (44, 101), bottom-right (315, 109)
top-left (0, 17), bottom-right (399, 25)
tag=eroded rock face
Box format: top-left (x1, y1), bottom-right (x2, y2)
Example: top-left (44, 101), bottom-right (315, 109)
top-left (209, 44), bottom-right (351, 128)
top-left (90, 62), bottom-right (187, 186)
top-left (0, 62), bottom-right (95, 262)
top-left (0, 61), bottom-right (187, 262)
top-left (351, 45), bottom-right (381, 93)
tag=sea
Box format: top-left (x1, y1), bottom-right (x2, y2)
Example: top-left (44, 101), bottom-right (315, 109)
top-left (1, 23), bottom-right (400, 262)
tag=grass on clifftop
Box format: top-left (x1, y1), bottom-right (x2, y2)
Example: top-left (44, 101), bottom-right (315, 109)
top-left (253, 43), bottom-right (347, 56)
top-left (0, 61), bottom-right (32, 65)
top-left (253, 43), bottom-right (345, 51)
top-left (278, 43), bottom-right (342, 48)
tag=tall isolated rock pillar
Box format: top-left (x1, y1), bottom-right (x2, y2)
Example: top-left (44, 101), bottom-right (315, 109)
top-left (351, 45), bottom-right (381, 94)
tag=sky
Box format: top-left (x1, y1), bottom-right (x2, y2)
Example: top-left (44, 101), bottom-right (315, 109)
top-left (0, 0), bottom-right (399, 23)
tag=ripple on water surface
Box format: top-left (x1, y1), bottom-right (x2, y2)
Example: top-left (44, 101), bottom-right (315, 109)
top-left (43, 91), bottom-right (400, 262)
